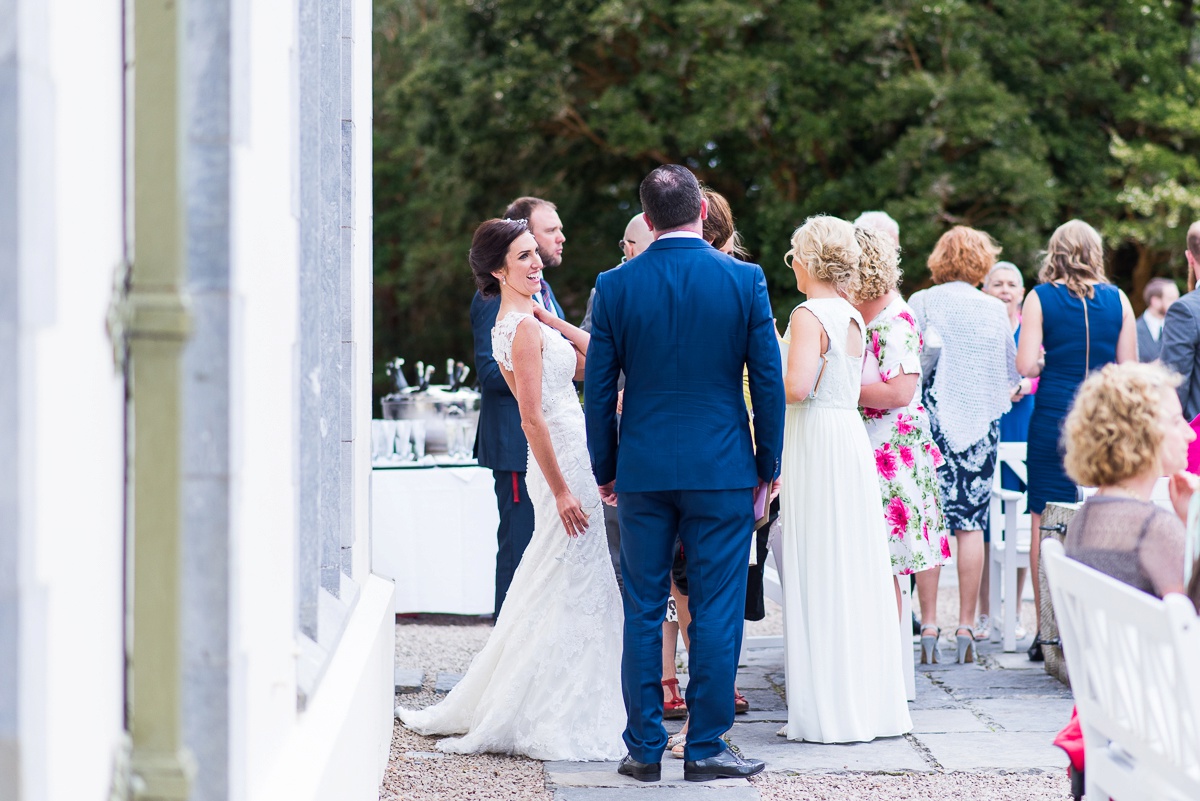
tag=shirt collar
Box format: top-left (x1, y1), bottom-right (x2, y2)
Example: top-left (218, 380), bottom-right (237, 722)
top-left (657, 231), bottom-right (705, 241)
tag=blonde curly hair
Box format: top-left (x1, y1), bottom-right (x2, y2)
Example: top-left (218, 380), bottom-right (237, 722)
top-left (1038, 219), bottom-right (1107, 300)
top-left (1063, 362), bottom-right (1181, 487)
top-left (788, 215), bottom-right (862, 298)
top-left (853, 225), bottom-right (902, 301)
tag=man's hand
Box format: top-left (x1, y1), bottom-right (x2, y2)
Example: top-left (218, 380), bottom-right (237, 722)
top-left (599, 481), bottom-right (618, 507)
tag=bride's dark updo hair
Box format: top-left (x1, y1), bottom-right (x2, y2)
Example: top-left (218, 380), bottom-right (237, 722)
top-left (470, 218), bottom-right (530, 297)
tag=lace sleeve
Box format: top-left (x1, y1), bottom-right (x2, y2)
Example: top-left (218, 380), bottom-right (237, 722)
top-left (1140, 509), bottom-right (1187, 596)
top-left (491, 312), bottom-right (533, 372)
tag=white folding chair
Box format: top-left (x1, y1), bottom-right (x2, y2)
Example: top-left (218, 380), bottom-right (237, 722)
top-left (1044, 539), bottom-right (1200, 800)
top-left (988, 441), bottom-right (1031, 652)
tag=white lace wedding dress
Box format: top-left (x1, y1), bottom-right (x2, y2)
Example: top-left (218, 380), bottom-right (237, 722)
top-left (397, 311), bottom-right (626, 761)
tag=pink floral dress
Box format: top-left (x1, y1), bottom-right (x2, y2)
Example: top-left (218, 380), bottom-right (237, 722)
top-left (860, 298), bottom-right (950, 575)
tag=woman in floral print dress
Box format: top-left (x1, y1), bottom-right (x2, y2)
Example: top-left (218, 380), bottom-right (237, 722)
top-left (852, 225), bottom-right (950, 664)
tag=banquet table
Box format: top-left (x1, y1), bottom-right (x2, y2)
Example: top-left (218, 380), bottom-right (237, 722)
top-left (371, 457), bottom-right (499, 615)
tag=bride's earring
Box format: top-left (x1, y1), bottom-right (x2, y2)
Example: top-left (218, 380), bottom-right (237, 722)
top-left (501, 276), bottom-right (507, 285)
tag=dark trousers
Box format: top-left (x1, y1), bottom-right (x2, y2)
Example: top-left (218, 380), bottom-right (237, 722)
top-left (603, 501), bottom-right (623, 592)
top-left (491, 470), bottom-right (535, 619)
top-left (618, 488), bottom-right (752, 763)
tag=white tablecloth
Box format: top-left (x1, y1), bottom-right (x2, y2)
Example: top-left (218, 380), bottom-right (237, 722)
top-left (371, 464), bottom-right (499, 615)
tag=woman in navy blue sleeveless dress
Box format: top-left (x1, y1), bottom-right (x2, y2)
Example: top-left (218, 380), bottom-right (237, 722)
top-left (1016, 221), bottom-right (1137, 659)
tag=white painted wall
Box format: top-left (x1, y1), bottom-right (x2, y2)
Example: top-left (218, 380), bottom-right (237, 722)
top-left (12, 0), bottom-right (392, 798)
top-left (20, 1), bottom-right (127, 800)
top-left (228, 0), bottom-right (302, 797)
top-left (228, 1), bottom-right (392, 800)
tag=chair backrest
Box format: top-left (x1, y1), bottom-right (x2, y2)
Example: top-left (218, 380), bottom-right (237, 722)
top-left (1043, 539), bottom-right (1200, 792)
top-left (997, 441), bottom-right (1027, 486)
top-left (990, 442), bottom-right (1029, 544)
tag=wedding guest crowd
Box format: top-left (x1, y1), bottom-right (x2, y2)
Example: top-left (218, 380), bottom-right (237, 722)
top-left (407, 161), bottom-right (1200, 774)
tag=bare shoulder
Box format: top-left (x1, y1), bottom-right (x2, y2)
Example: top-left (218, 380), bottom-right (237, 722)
top-left (789, 304), bottom-right (820, 328)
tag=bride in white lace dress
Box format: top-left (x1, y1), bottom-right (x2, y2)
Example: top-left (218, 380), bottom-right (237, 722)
top-left (397, 218), bottom-right (625, 761)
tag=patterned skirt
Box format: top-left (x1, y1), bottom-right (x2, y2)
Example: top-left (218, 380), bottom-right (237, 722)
top-left (924, 386), bottom-right (1000, 533)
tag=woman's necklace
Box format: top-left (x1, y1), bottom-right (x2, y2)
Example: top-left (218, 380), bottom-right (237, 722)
top-left (1096, 484), bottom-right (1147, 502)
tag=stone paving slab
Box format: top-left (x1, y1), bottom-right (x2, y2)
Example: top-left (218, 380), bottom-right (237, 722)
top-left (968, 698), bottom-right (1075, 732)
top-left (737, 688), bottom-right (786, 713)
top-left (984, 652), bottom-right (1045, 671)
top-left (735, 709), bottom-right (788, 724)
top-left (546, 760), bottom-right (749, 789)
top-left (930, 668), bottom-right (1073, 700)
top-left (732, 670), bottom-right (775, 691)
top-left (919, 731), bottom-right (1068, 771)
top-left (945, 686), bottom-right (1073, 701)
top-left (434, 671), bottom-right (463, 693)
top-left (727, 723), bottom-right (932, 774)
top-left (394, 667), bottom-right (424, 693)
top-left (909, 708), bottom-right (990, 734)
top-left (554, 788), bottom-right (760, 801)
top-left (908, 678), bottom-right (960, 710)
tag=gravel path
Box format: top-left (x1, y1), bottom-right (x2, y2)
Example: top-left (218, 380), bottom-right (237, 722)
top-left (388, 615), bottom-right (551, 801)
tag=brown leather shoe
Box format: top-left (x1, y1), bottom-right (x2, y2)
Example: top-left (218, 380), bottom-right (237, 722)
top-left (734, 689), bottom-right (750, 714)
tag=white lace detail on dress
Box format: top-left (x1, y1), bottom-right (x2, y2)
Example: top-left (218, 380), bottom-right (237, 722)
top-left (784, 298), bottom-right (866, 411)
top-left (398, 309), bottom-right (624, 761)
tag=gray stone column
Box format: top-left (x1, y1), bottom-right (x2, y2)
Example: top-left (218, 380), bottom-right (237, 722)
top-left (180, 1), bottom-right (232, 799)
top-left (0, 1), bottom-right (22, 792)
top-left (0, 1), bottom-right (55, 796)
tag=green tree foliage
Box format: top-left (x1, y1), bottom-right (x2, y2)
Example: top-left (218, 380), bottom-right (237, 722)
top-left (373, 0), bottom-right (1200, 397)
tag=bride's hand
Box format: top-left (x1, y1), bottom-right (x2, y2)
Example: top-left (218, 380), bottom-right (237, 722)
top-left (556, 490), bottom-right (590, 538)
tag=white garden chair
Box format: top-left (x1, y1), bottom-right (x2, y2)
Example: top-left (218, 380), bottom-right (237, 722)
top-left (988, 441), bottom-right (1030, 652)
top-left (1043, 538), bottom-right (1200, 801)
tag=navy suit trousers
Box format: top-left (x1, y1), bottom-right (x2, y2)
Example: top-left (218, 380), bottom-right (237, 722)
top-left (491, 470), bottom-right (535, 619)
top-left (618, 488), bottom-right (752, 763)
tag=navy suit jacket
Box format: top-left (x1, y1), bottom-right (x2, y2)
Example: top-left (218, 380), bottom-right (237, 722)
top-left (584, 237), bottom-right (785, 492)
top-left (471, 282), bottom-right (564, 472)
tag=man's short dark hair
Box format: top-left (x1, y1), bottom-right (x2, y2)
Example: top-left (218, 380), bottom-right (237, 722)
top-left (1144, 277), bottom-right (1177, 306)
top-left (504, 196), bottom-right (555, 221)
top-left (639, 166), bottom-right (702, 232)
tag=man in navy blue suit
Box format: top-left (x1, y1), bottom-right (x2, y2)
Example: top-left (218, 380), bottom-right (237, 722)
top-left (471, 196), bottom-right (566, 619)
top-left (585, 166), bottom-right (784, 782)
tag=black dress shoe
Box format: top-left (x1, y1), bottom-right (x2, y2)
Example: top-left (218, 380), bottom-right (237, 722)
top-left (684, 746), bottom-right (766, 782)
top-left (616, 754), bottom-right (661, 783)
